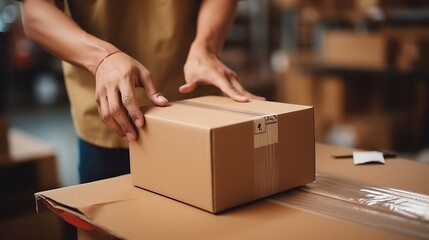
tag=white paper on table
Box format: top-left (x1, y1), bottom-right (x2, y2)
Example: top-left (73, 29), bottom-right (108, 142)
top-left (353, 151), bottom-right (386, 165)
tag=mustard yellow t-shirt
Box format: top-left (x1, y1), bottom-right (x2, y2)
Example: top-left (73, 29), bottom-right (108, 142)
top-left (63, 0), bottom-right (220, 148)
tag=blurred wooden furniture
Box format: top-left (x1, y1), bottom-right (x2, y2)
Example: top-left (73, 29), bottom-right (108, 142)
top-left (0, 128), bottom-right (58, 219)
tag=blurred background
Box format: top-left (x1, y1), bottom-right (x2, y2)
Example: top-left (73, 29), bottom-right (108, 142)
top-left (0, 0), bottom-right (428, 239)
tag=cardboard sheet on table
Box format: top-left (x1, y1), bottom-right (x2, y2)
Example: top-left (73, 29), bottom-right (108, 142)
top-left (36, 174), bottom-right (411, 240)
top-left (316, 144), bottom-right (429, 195)
top-left (36, 144), bottom-right (429, 240)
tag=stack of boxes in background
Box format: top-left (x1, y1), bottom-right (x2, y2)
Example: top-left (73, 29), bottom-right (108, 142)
top-left (226, 0), bottom-right (429, 152)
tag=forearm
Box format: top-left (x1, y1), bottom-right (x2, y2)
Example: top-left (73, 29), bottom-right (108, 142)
top-left (191, 0), bottom-right (238, 56)
top-left (20, 0), bottom-right (117, 75)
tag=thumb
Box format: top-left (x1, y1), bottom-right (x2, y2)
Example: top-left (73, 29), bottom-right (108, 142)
top-left (138, 69), bottom-right (169, 107)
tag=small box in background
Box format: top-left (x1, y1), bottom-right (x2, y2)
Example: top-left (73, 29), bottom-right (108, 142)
top-left (130, 96), bottom-right (315, 213)
top-left (321, 31), bottom-right (386, 70)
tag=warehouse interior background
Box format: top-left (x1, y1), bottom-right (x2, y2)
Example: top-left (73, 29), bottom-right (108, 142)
top-left (1, 0), bottom-right (428, 239)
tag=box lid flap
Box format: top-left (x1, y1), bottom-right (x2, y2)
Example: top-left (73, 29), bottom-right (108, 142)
top-left (141, 96), bottom-right (313, 129)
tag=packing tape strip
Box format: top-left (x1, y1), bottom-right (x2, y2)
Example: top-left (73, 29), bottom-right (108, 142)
top-left (270, 173), bottom-right (429, 239)
top-left (177, 100), bottom-right (280, 197)
top-left (253, 115), bottom-right (279, 197)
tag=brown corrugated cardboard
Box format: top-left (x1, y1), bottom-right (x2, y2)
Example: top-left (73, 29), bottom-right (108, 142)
top-left (129, 96), bottom-right (315, 213)
top-left (34, 143), bottom-right (429, 240)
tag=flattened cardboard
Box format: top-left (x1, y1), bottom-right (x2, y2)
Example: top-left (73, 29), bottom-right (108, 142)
top-left (129, 96), bottom-right (315, 213)
top-left (34, 143), bottom-right (429, 240)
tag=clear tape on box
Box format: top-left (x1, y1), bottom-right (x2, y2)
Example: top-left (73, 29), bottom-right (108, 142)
top-left (253, 114), bottom-right (279, 198)
top-left (270, 173), bottom-right (429, 239)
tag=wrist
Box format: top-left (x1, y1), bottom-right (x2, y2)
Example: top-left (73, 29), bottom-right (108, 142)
top-left (82, 33), bottom-right (120, 75)
top-left (93, 50), bottom-right (123, 76)
top-left (188, 40), bottom-right (220, 60)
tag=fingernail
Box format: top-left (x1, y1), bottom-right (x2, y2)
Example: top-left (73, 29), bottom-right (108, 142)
top-left (135, 119), bottom-right (143, 128)
top-left (238, 95), bottom-right (249, 102)
top-left (126, 132), bottom-right (134, 141)
top-left (157, 95), bottom-right (168, 103)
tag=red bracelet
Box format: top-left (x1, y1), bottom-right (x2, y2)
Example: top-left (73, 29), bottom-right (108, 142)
top-left (94, 50), bottom-right (122, 76)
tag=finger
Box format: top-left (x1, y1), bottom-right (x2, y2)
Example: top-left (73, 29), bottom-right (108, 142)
top-left (97, 94), bottom-right (128, 140)
top-left (183, 72), bottom-right (248, 102)
top-left (149, 89), bottom-right (169, 106)
top-left (248, 94), bottom-right (266, 101)
top-left (106, 88), bottom-right (137, 141)
top-left (138, 69), bottom-right (169, 106)
top-left (118, 82), bottom-right (144, 128)
top-left (229, 77), bottom-right (266, 101)
top-left (178, 82), bottom-right (197, 93)
top-left (226, 69), bottom-right (265, 100)
top-left (212, 74), bottom-right (249, 102)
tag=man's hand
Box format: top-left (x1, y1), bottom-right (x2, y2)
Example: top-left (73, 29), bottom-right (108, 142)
top-left (180, 47), bottom-right (265, 102)
top-left (180, 0), bottom-right (265, 102)
top-left (95, 51), bottom-right (168, 141)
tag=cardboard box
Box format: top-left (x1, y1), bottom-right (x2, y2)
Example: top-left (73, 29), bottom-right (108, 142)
top-left (321, 31), bottom-right (386, 70)
top-left (275, 62), bottom-right (347, 142)
top-left (129, 96), bottom-right (315, 213)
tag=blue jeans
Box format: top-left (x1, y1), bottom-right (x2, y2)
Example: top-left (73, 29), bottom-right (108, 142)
top-left (78, 138), bottom-right (130, 183)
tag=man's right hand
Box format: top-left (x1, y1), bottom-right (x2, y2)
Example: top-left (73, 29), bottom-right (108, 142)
top-left (94, 51), bottom-right (168, 141)
top-left (20, 0), bottom-right (169, 141)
